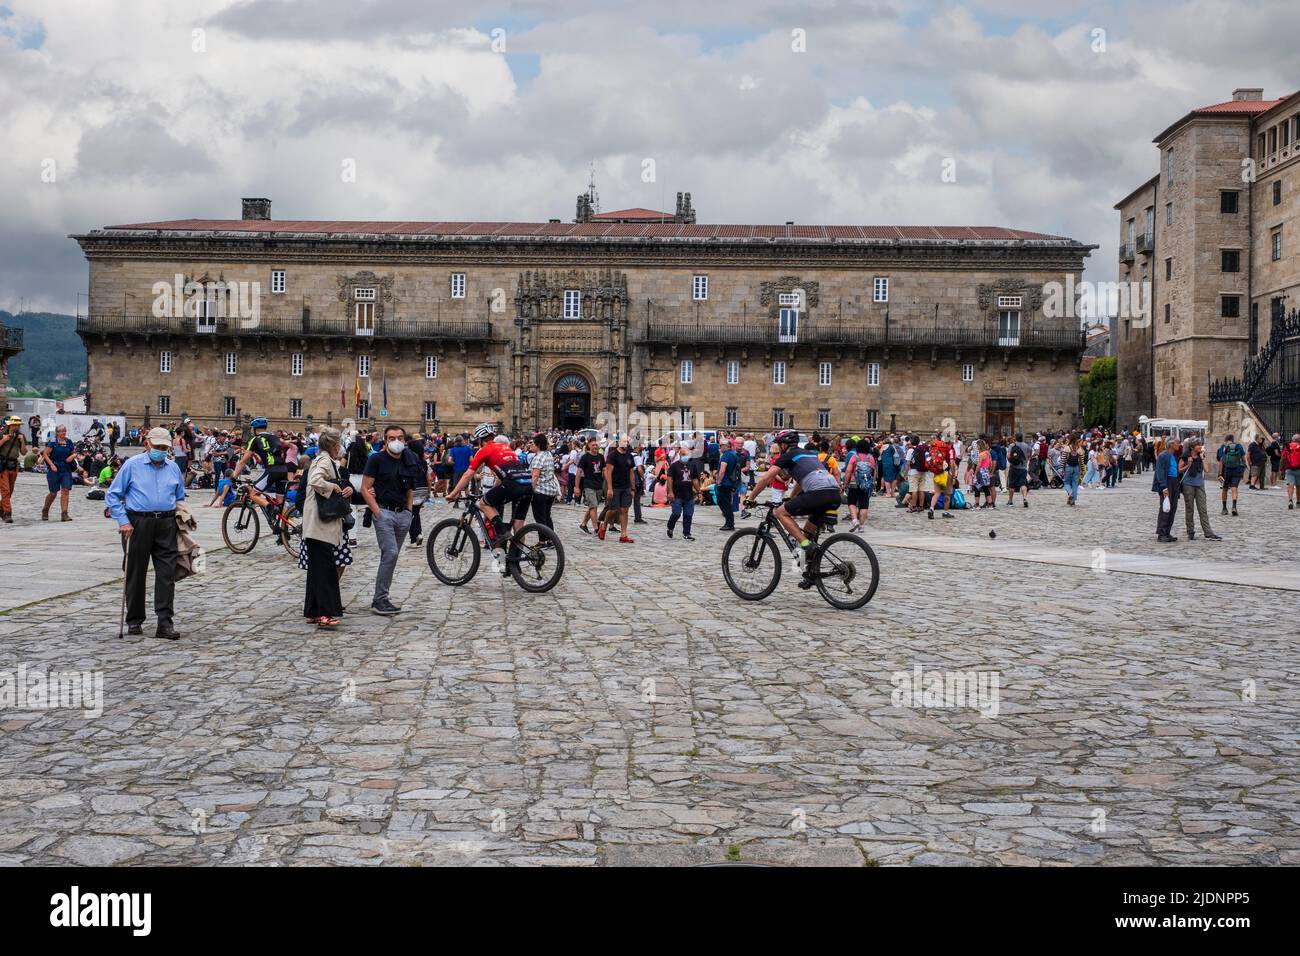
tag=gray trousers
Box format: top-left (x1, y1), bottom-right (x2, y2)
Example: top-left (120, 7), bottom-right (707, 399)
top-left (1181, 483), bottom-right (1214, 537)
top-left (371, 507), bottom-right (413, 606)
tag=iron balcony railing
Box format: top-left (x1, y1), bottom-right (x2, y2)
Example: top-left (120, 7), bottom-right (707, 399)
top-left (1, 325), bottom-right (22, 351)
top-left (76, 313), bottom-right (492, 341)
top-left (1119, 243), bottom-right (1136, 263)
top-left (1136, 231), bottom-right (1154, 254)
top-left (637, 319), bottom-right (1085, 351)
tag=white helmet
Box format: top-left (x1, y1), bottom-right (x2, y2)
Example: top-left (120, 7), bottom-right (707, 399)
top-left (472, 423), bottom-right (494, 441)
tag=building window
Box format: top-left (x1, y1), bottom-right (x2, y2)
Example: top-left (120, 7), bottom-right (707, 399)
top-left (355, 299), bottom-right (375, 336)
top-left (1273, 230), bottom-right (1282, 261)
top-left (423, 401), bottom-right (437, 421)
top-left (1221, 296), bottom-right (1241, 319)
top-left (1221, 249), bottom-right (1241, 273)
top-left (772, 408), bottom-right (785, 428)
top-left (817, 409), bottom-right (830, 430)
top-left (1166, 149), bottom-right (1174, 185)
top-left (962, 363), bottom-right (974, 383)
top-left (866, 409), bottom-right (879, 430)
top-left (996, 296), bottom-right (1023, 309)
top-left (450, 273), bottom-right (466, 298)
top-left (354, 288), bottom-right (376, 301)
top-left (773, 361), bottom-right (786, 385)
top-left (1164, 303), bottom-right (1171, 324)
top-left (1250, 302), bottom-right (1259, 354)
top-left (680, 360), bottom-right (693, 384)
top-left (358, 354), bottom-right (370, 378)
top-left (678, 406), bottom-right (691, 428)
top-left (867, 362), bottom-right (880, 387)
top-left (725, 407), bottom-right (738, 428)
top-left (818, 361), bottom-right (832, 386)
top-left (271, 269), bottom-right (286, 294)
top-left (223, 396), bottom-right (235, 416)
top-left (1269, 127), bottom-right (1277, 155)
top-left (1282, 120), bottom-right (1291, 149)
top-left (357, 400), bottom-right (370, 418)
top-left (778, 307), bottom-right (799, 342)
top-left (291, 353), bottom-right (303, 376)
top-left (290, 398), bottom-right (303, 419)
top-left (425, 355), bottom-right (438, 379)
top-left (1165, 258), bottom-right (1172, 281)
top-left (726, 360), bottom-right (739, 385)
top-left (159, 350), bottom-right (172, 374)
top-left (1273, 180), bottom-right (1283, 206)
top-left (225, 352), bottom-right (237, 375)
top-left (1166, 203), bottom-right (1173, 226)
top-left (873, 277), bottom-right (889, 303)
top-left (998, 310), bottom-right (1021, 346)
top-left (563, 289), bottom-right (581, 319)
top-left (1258, 132), bottom-right (1267, 158)
top-left (158, 395), bottom-right (171, 415)
top-left (693, 275), bottom-right (708, 300)
top-left (1221, 191), bottom-right (1239, 214)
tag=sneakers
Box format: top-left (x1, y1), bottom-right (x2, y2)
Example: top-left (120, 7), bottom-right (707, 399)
top-left (927, 509), bottom-right (934, 520)
top-left (61, 512), bottom-right (72, 522)
top-left (578, 524), bottom-right (591, 535)
top-left (941, 512), bottom-right (954, 519)
top-left (408, 536), bottom-right (423, 548)
top-left (1205, 532), bottom-right (1223, 540)
top-left (371, 601), bottom-right (401, 616)
top-left (633, 518), bottom-right (648, 524)
top-left (683, 533), bottom-right (695, 541)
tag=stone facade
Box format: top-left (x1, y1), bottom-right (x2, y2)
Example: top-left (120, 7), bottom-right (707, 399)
top-left (1118, 88), bottom-right (1300, 423)
top-left (0, 320), bottom-right (21, 405)
top-left (74, 204), bottom-right (1093, 437)
top-left (1114, 175), bottom-right (1157, 428)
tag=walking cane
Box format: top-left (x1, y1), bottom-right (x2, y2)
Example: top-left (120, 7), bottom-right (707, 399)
top-left (118, 530), bottom-right (129, 639)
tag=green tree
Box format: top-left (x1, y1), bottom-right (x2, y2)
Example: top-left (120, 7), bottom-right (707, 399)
top-left (1080, 356), bottom-right (1117, 429)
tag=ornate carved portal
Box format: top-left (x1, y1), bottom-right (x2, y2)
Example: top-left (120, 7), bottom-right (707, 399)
top-left (976, 278), bottom-right (1043, 314)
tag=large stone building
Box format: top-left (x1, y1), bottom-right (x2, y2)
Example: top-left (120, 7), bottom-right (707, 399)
top-left (1115, 87), bottom-right (1300, 427)
top-left (0, 317), bottom-right (23, 406)
top-left (73, 194), bottom-right (1092, 438)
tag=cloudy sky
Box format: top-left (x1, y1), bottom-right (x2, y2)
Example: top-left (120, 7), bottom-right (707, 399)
top-left (0, 0), bottom-right (1295, 314)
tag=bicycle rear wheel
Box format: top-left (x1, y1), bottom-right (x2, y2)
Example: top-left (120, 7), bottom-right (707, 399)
top-left (279, 511), bottom-right (302, 559)
top-left (812, 533), bottom-right (880, 610)
top-left (222, 502), bottom-right (260, 554)
top-left (426, 517), bottom-right (480, 585)
top-left (721, 528), bottom-right (781, 601)
top-left (506, 523), bottom-right (564, 593)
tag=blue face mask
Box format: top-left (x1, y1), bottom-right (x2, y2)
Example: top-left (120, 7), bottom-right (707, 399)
top-left (149, 449), bottom-right (168, 463)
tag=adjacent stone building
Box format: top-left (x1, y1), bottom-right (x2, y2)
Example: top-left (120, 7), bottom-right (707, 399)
top-left (0, 317), bottom-right (23, 407)
top-left (73, 195), bottom-right (1093, 438)
top-left (1115, 87), bottom-right (1300, 424)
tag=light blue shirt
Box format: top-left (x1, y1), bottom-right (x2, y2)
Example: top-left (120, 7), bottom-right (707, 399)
top-left (106, 453), bottom-right (186, 526)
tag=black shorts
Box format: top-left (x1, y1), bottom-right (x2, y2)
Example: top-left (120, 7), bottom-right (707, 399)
top-left (845, 486), bottom-right (871, 507)
top-left (1222, 469), bottom-right (1243, 488)
top-left (1008, 468), bottom-right (1028, 490)
top-left (782, 487), bottom-right (843, 518)
top-left (486, 479), bottom-right (532, 524)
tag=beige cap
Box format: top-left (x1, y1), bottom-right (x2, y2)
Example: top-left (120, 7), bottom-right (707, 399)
top-left (147, 427), bottom-right (172, 446)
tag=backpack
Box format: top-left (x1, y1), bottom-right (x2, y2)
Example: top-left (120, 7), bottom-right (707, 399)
top-left (252, 432), bottom-right (284, 470)
top-left (951, 488), bottom-right (967, 509)
top-left (852, 454), bottom-right (874, 490)
top-left (1221, 443), bottom-right (1245, 470)
top-left (910, 445), bottom-right (926, 473)
top-left (927, 442), bottom-right (948, 475)
top-left (1009, 443), bottom-right (1026, 468)
top-left (1285, 442), bottom-right (1300, 471)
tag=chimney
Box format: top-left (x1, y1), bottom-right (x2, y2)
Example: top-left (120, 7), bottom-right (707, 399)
top-left (1232, 88), bottom-right (1264, 102)
top-left (241, 197), bottom-right (271, 220)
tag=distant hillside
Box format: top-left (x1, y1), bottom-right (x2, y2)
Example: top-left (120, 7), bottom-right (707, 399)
top-left (2, 311), bottom-right (86, 397)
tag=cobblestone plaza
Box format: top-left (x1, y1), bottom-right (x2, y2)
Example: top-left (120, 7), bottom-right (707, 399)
top-left (1, 475), bottom-right (1296, 867)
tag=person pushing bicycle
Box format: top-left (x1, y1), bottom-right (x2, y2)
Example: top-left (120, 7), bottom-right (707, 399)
top-left (446, 423), bottom-right (533, 546)
top-left (744, 428), bottom-right (843, 579)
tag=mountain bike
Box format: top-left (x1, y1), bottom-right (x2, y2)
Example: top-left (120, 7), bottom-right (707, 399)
top-left (721, 502), bottom-right (879, 610)
top-left (426, 493), bottom-right (564, 592)
top-left (221, 477), bottom-right (302, 558)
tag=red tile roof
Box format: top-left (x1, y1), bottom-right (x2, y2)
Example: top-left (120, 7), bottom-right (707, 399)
top-left (1153, 95), bottom-right (1289, 143)
top-left (88, 218), bottom-right (1080, 244)
top-left (591, 207), bottom-right (675, 221)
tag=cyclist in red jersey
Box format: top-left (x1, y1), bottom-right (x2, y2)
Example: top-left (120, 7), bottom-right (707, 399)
top-left (446, 424), bottom-right (532, 545)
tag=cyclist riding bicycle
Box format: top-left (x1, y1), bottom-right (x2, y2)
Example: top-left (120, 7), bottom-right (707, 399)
top-left (744, 429), bottom-right (843, 584)
top-left (228, 417), bottom-right (289, 512)
top-left (446, 423), bottom-right (533, 546)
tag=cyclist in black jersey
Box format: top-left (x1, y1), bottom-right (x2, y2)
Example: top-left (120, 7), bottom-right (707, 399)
top-left (228, 417), bottom-right (289, 510)
top-left (744, 429), bottom-right (842, 564)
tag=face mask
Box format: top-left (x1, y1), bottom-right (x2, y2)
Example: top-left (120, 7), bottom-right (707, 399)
top-left (148, 449), bottom-right (168, 462)
top-left (387, 440), bottom-right (406, 455)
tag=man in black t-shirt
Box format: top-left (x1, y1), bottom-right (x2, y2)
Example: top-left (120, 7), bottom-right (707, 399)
top-left (665, 450), bottom-right (698, 540)
top-left (598, 436), bottom-right (637, 542)
top-left (576, 439), bottom-right (605, 534)
top-left (361, 425), bottom-right (418, 615)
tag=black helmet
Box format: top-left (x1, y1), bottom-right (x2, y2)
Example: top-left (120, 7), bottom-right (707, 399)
top-left (773, 428), bottom-right (799, 447)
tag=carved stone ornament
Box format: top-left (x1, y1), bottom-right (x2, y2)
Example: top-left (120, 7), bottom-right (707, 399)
top-left (337, 271), bottom-right (395, 325)
top-left (642, 367), bottom-right (675, 408)
top-left (977, 278), bottom-right (1042, 313)
top-left (759, 277), bottom-right (821, 312)
top-left (465, 366), bottom-right (501, 405)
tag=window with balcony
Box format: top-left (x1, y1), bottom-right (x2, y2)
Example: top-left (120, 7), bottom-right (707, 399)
top-left (693, 275), bottom-right (708, 300)
top-left (271, 269), bottom-right (286, 294)
top-left (873, 277), bottom-right (889, 303)
top-left (1221, 296), bottom-right (1241, 319)
top-left (778, 305), bottom-right (799, 342)
top-left (196, 297), bottom-right (217, 334)
top-left (1221, 191), bottom-right (1239, 214)
top-left (225, 352), bottom-right (237, 375)
top-left (160, 350), bottom-right (171, 374)
top-left (354, 289), bottom-right (375, 336)
top-left (1221, 249), bottom-right (1241, 273)
top-left (867, 362), bottom-right (880, 386)
top-left (680, 360), bottom-right (693, 384)
top-left (998, 310), bottom-right (1021, 346)
top-left (425, 355), bottom-right (438, 379)
top-left (158, 395), bottom-right (171, 415)
top-left (1258, 132), bottom-right (1268, 158)
top-left (818, 361), bottom-right (832, 386)
top-left (563, 289), bottom-right (581, 319)
top-left (358, 354), bottom-right (370, 378)
top-left (818, 409), bottom-right (830, 430)
top-left (773, 361), bottom-right (786, 385)
top-left (223, 396), bottom-right (235, 416)
top-left (726, 360), bottom-right (739, 385)
top-left (1269, 126), bottom-right (1277, 155)
top-left (451, 273), bottom-right (466, 298)
top-left (290, 398), bottom-right (303, 419)
top-left (291, 352), bottom-right (303, 376)
top-left (725, 407), bottom-right (738, 428)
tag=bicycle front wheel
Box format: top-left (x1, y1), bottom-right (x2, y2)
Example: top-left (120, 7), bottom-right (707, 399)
top-left (721, 528), bottom-right (781, 601)
top-left (813, 533), bottom-right (880, 610)
top-left (506, 523), bottom-right (565, 593)
top-left (426, 517), bottom-right (480, 585)
top-left (222, 502), bottom-right (260, 554)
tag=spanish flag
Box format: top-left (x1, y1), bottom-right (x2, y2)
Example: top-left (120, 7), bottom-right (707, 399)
top-left (353, 376), bottom-right (361, 408)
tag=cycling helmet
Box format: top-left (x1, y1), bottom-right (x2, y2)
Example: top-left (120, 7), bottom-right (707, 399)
top-left (250, 417), bottom-right (268, 429)
top-left (773, 428), bottom-right (800, 446)
top-left (472, 423), bottom-right (495, 441)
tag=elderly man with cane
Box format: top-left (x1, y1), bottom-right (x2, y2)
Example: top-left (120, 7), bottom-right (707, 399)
top-left (106, 427), bottom-right (187, 639)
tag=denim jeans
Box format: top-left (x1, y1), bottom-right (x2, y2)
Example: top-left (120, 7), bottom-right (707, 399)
top-left (371, 507), bottom-right (412, 606)
top-left (668, 496), bottom-right (695, 535)
top-left (1063, 465), bottom-right (1081, 501)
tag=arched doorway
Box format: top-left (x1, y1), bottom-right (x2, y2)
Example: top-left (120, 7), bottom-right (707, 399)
top-left (553, 372), bottom-right (592, 430)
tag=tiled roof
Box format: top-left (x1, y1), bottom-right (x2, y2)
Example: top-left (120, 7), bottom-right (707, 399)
top-left (1153, 96), bottom-right (1289, 143)
top-left (88, 219), bottom-right (1080, 244)
top-left (591, 207), bottom-right (675, 220)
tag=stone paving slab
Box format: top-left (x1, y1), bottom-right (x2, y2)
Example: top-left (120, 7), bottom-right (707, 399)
top-left (0, 476), bottom-right (1297, 866)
